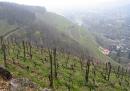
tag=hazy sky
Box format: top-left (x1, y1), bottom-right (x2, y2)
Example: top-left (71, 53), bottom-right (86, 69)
top-left (0, 0), bottom-right (130, 12)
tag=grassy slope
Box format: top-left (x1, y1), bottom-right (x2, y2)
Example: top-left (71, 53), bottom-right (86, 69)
top-left (0, 2), bottom-right (117, 64)
top-left (0, 42), bottom-right (129, 91)
top-left (0, 15), bottom-right (118, 66)
top-left (0, 20), bottom-right (18, 36)
top-left (36, 12), bottom-right (117, 64)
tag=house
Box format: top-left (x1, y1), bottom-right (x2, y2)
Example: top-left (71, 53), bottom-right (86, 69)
top-left (99, 47), bottom-right (110, 55)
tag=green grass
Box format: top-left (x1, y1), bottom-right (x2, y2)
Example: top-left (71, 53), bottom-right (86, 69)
top-left (0, 42), bottom-right (130, 91)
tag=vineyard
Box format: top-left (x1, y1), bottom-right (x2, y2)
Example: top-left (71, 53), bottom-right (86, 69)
top-left (0, 35), bottom-right (130, 91)
top-left (0, 2), bottom-right (130, 91)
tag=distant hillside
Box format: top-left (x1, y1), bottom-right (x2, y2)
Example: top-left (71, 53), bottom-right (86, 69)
top-left (63, 4), bottom-right (130, 66)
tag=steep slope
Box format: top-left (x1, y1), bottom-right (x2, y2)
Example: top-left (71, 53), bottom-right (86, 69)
top-left (28, 10), bottom-right (119, 63)
top-left (63, 4), bottom-right (130, 65)
top-left (0, 41), bottom-right (129, 91)
top-left (0, 2), bottom-right (129, 91)
top-left (0, 2), bottom-right (116, 63)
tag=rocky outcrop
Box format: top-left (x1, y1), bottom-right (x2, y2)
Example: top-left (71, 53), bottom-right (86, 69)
top-left (0, 66), bottom-right (12, 80)
top-left (9, 78), bottom-right (42, 91)
top-left (0, 66), bottom-right (52, 91)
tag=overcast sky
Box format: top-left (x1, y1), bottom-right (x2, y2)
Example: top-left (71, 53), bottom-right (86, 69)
top-left (0, 0), bottom-right (130, 13)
